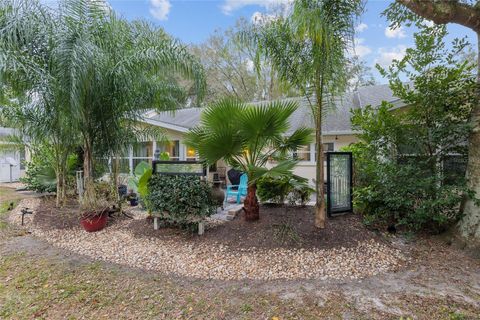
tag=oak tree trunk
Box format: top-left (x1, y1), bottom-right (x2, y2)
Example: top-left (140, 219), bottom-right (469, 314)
top-left (395, 0), bottom-right (480, 248)
top-left (244, 184), bottom-right (259, 221)
top-left (458, 32), bottom-right (480, 247)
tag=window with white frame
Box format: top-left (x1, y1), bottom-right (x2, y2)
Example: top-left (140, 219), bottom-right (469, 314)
top-left (133, 141), bottom-right (153, 169)
top-left (323, 142), bottom-right (334, 153)
top-left (312, 142), bottom-right (335, 160)
top-left (156, 140), bottom-right (180, 161)
top-left (293, 144), bottom-right (311, 161)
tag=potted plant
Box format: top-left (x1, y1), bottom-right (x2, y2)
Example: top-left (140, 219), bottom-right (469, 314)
top-left (80, 186), bottom-right (110, 232)
top-left (80, 207), bottom-right (109, 232)
top-left (126, 189), bottom-right (138, 206)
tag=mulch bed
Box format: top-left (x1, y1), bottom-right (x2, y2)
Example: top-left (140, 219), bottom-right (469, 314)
top-left (33, 197), bottom-right (384, 251)
top-left (32, 196), bottom-right (131, 230)
top-left (129, 205), bottom-right (383, 250)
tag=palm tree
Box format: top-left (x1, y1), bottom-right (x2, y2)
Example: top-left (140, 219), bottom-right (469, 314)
top-left (0, 0), bottom-right (206, 208)
top-left (185, 99), bottom-right (313, 220)
top-left (54, 0), bottom-right (206, 207)
top-left (0, 1), bottom-right (77, 206)
top-left (244, 0), bottom-right (362, 227)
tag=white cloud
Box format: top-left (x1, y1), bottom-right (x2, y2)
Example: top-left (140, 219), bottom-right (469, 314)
top-left (424, 20), bottom-right (435, 27)
top-left (355, 23), bottom-right (368, 33)
top-left (375, 45), bottom-right (407, 67)
top-left (251, 11), bottom-right (276, 25)
top-left (245, 59), bottom-right (255, 72)
top-left (384, 26), bottom-right (406, 39)
top-left (353, 38), bottom-right (372, 58)
top-left (222, 0), bottom-right (292, 15)
top-left (149, 0), bottom-right (171, 21)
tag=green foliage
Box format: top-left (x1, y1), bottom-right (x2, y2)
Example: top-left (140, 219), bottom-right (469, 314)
top-left (349, 26), bottom-right (476, 233)
top-left (186, 98), bottom-right (313, 183)
top-left (272, 222), bottom-right (301, 245)
top-left (128, 161), bottom-right (151, 192)
top-left (186, 97), bottom-right (312, 219)
top-left (257, 175), bottom-right (313, 206)
top-left (257, 176), bottom-right (291, 204)
top-left (288, 178), bottom-right (315, 206)
top-left (0, 0), bottom-right (205, 208)
top-left (351, 26), bottom-right (476, 232)
top-left (191, 18), bottom-right (297, 104)
top-left (21, 149), bottom-right (79, 194)
top-left (146, 174), bottom-right (216, 227)
top-left (243, 0), bottom-right (363, 217)
top-left (159, 152), bottom-right (170, 161)
top-left (137, 169), bottom-right (152, 201)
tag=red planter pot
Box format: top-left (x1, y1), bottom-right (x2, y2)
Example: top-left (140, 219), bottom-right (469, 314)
top-left (81, 212), bottom-right (108, 232)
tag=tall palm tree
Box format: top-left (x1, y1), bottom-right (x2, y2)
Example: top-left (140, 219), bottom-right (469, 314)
top-left (185, 99), bottom-right (313, 220)
top-left (0, 0), bottom-right (206, 208)
top-left (0, 0), bottom-right (77, 206)
top-left (55, 0), bottom-right (205, 207)
top-left (245, 0), bottom-right (362, 227)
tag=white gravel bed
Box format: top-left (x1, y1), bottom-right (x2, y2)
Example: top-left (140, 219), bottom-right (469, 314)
top-left (8, 199), bottom-right (407, 281)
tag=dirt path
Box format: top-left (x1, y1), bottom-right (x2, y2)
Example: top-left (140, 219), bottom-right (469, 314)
top-left (1, 189), bottom-right (479, 319)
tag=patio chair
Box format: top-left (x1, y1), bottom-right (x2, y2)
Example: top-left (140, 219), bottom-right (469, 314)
top-left (224, 174), bottom-right (248, 204)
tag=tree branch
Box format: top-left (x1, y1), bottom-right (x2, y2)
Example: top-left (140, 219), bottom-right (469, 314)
top-left (397, 0), bottom-right (480, 32)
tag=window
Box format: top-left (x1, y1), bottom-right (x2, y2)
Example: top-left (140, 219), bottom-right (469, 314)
top-left (133, 142), bottom-right (153, 169)
top-left (186, 146), bottom-right (197, 161)
top-left (156, 140), bottom-right (180, 161)
top-left (323, 143), bottom-right (334, 153)
top-left (19, 148), bottom-right (25, 170)
top-left (312, 143), bottom-right (334, 158)
top-left (293, 145), bottom-right (311, 161)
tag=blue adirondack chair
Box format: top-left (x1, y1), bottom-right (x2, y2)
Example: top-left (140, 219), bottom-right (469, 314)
top-left (224, 174), bottom-right (248, 204)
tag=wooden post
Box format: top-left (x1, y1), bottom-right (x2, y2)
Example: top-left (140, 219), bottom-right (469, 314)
top-left (198, 220), bottom-right (205, 235)
top-left (154, 217), bottom-right (159, 230)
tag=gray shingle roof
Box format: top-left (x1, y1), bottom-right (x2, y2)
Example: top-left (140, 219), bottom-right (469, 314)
top-left (146, 84), bottom-right (402, 135)
top-left (0, 127), bottom-right (16, 137)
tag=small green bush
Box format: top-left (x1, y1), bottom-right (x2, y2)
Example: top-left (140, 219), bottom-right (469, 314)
top-left (21, 152), bottom-right (79, 193)
top-left (146, 174), bottom-right (216, 227)
top-left (257, 176), bottom-right (313, 206)
top-left (257, 176), bottom-right (291, 204)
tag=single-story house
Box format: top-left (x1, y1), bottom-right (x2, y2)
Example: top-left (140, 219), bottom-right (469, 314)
top-left (124, 84), bottom-right (403, 184)
top-left (0, 127), bottom-right (26, 182)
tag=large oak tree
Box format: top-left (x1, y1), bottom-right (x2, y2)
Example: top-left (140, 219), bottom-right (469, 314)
top-left (386, 0), bottom-right (480, 247)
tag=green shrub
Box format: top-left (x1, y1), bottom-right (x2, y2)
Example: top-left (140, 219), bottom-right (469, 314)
top-left (146, 174), bottom-right (216, 228)
top-left (257, 176), bottom-right (291, 204)
top-left (257, 175), bottom-right (313, 206)
top-left (21, 152), bottom-right (79, 193)
top-left (20, 155), bottom-right (57, 193)
top-left (287, 179), bottom-right (314, 206)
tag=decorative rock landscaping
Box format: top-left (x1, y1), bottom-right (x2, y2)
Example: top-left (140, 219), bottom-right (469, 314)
top-left (8, 198), bottom-right (408, 281)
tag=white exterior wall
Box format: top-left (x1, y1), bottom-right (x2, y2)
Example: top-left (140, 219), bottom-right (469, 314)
top-left (134, 124), bottom-right (358, 184)
top-left (291, 134), bottom-right (358, 185)
top-left (0, 150), bottom-right (23, 182)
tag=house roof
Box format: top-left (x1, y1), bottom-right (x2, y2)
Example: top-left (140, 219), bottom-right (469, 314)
top-left (0, 127), bottom-right (16, 137)
top-left (144, 83), bottom-right (403, 135)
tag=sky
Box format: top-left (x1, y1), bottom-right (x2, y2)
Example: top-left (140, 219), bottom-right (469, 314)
top-left (65, 0), bottom-right (480, 83)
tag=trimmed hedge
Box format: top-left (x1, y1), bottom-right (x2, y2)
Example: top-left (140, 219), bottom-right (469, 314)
top-left (146, 174), bottom-right (216, 226)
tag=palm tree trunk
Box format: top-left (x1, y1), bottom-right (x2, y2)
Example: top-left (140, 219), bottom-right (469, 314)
top-left (315, 126), bottom-right (326, 228)
top-left (314, 72), bottom-right (326, 229)
top-left (82, 140), bottom-right (96, 207)
top-left (244, 184), bottom-right (259, 221)
top-left (55, 168), bottom-right (62, 207)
